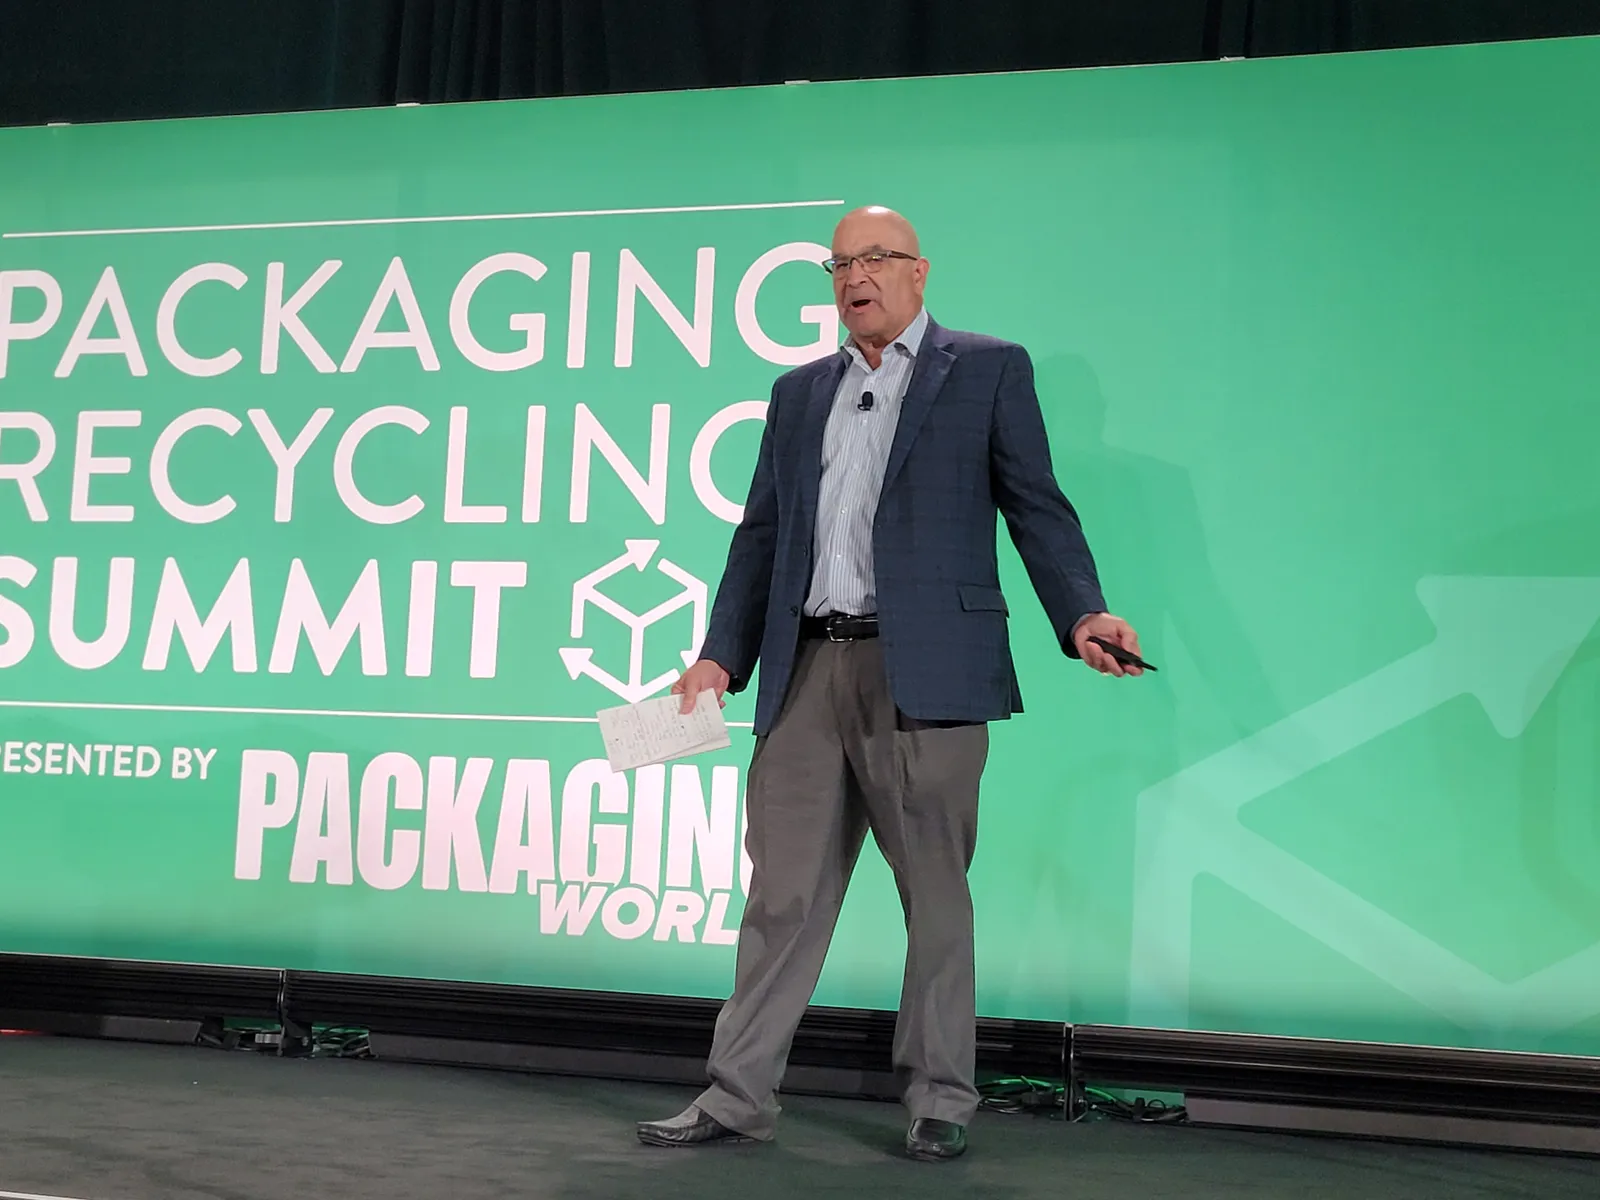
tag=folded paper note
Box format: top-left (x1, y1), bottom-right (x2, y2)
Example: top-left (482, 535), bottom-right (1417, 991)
top-left (596, 689), bottom-right (732, 773)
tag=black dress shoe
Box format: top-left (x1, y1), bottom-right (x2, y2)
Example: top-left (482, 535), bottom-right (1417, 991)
top-left (905, 1117), bottom-right (967, 1161)
top-left (637, 1105), bottom-right (753, 1148)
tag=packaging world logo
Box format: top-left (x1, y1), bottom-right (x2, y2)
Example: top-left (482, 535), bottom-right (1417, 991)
top-left (560, 540), bottom-right (707, 702)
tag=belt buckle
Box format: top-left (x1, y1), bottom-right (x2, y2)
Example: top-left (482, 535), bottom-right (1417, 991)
top-left (826, 615), bottom-right (851, 642)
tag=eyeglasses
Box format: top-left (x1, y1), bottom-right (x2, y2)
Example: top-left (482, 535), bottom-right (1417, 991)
top-left (821, 249), bottom-right (917, 275)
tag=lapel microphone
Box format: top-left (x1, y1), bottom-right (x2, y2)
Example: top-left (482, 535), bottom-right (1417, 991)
top-left (858, 390), bottom-right (875, 411)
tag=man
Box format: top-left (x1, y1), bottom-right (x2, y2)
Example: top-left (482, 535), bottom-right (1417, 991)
top-left (637, 206), bottom-right (1143, 1162)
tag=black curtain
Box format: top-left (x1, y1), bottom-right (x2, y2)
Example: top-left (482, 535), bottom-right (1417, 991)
top-left (2, 0), bottom-right (1597, 127)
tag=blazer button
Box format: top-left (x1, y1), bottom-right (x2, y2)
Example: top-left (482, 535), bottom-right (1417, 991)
top-left (789, 606), bottom-right (799, 616)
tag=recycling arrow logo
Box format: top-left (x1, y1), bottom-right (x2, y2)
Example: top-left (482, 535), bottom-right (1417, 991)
top-left (559, 539), bottom-right (707, 702)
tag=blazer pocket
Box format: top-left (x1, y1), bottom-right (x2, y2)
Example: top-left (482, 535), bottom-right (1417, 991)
top-left (958, 584), bottom-right (1009, 614)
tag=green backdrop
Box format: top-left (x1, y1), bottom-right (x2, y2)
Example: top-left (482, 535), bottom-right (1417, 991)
top-left (2, 34), bottom-right (1598, 1057)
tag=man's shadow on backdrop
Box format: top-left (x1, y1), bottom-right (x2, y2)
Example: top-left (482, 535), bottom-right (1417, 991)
top-left (993, 353), bottom-right (1284, 1023)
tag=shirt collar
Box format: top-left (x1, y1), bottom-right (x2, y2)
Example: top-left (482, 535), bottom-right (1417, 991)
top-left (842, 307), bottom-right (930, 369)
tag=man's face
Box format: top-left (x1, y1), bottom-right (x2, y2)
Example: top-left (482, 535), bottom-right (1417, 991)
top-left (830, 215), bottom-right (927, 345)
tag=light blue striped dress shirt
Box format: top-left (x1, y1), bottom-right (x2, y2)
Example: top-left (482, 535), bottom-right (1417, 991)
top-left (804, 307), bottom-right (930, 617)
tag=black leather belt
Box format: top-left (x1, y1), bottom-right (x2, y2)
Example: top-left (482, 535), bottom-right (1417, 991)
top-left (799, 613), bottom-right (880, 641)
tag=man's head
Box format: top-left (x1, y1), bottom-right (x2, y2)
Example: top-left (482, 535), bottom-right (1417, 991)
top-left (827, 206), bottom-right (927, 349)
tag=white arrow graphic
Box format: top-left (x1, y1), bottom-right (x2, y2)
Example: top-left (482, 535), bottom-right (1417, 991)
top-left (656, 557), bottom-right (709, 666)
top-left (1130, 575), bottom-right (1600, 1035)
top-left (570, 539), bottom-right (657, 638)
top-left (561, 540), bottom-right (711, 702)
top-left (631, 589), bottom-right (698, 684)
top-left (558, 647), bottom-right (675, 703)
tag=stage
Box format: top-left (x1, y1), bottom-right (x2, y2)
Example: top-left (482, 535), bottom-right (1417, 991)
top-left (0, 1036), bottom-right (1591, 1200)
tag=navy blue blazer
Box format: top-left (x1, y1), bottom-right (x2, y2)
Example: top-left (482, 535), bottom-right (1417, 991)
top-left (700, 316), bottom-right (1107, 736)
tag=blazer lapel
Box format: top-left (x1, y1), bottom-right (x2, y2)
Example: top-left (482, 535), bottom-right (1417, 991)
top-left (798, 353), bottom-right (846, 528)
top-left (882, 317), bottom-right (956, 492)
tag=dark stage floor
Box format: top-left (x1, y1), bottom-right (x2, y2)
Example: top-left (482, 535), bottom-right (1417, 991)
top-left (0, 1036), bottom-right (1594, 1199)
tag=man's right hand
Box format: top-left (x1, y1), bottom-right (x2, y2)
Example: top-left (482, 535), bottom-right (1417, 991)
top-left (673, 659), bottom-right (732, 714)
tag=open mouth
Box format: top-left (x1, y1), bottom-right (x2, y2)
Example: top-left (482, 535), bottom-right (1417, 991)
top-left (848, 297), bottom-right (873, 311)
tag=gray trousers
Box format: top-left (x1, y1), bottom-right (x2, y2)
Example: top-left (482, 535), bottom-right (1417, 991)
top-left (694, 637), bottom-right (989, 1139)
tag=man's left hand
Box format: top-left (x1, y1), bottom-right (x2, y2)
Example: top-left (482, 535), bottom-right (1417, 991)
top-left (1073, 613), bottom-right (1145, 678)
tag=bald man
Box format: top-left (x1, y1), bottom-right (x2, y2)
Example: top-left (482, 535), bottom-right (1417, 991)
top-left (637, 207), bottom-right (1143, 1162)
